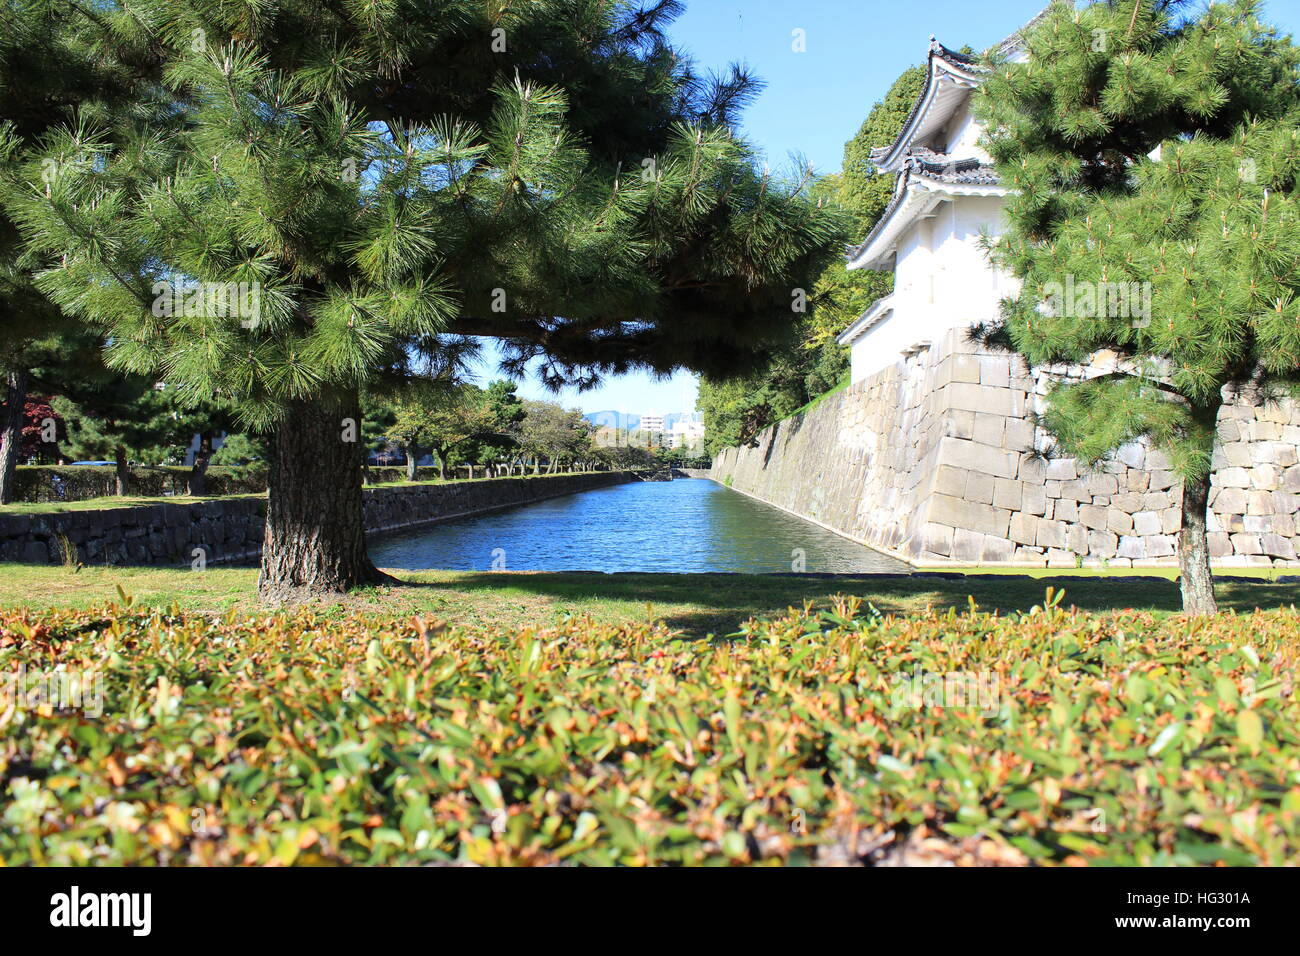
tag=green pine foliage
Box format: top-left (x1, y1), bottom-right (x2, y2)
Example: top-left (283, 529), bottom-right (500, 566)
top-left (3, 0), bottom-right (846, 430)
top-left (976, 0), bottom-right (1300, 611)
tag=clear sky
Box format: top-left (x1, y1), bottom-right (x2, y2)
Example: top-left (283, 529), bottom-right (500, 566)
top-left (473, 0), bottom-right (1300, 415)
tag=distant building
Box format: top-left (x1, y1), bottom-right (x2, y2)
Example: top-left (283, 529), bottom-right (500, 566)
top-left (669, 420), bottom-right (705, 448)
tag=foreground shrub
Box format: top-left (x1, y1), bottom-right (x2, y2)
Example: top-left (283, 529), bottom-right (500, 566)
top-left (1, 592), bottom-right (1297, 865)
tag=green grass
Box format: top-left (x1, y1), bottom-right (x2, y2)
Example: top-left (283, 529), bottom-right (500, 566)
top-left (785, 371), bottom-right (852, 421)
top-left (1, 563), bottom-right (1296, 638)
top-left (0, 494), bottom-right (266, 515)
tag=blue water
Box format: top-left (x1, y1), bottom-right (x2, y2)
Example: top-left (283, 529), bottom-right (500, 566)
top-left (368, 478), bottom-right (908, 573)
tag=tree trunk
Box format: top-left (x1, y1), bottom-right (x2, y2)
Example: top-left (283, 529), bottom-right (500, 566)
top-left (258, 395), bottom-right (387, 603)
top-left (1178, 468), bottom-right (1217, 615)
top-left (0, 367), bottom-right (29, 505)
top-left (405, 445), bottom-right (418, 482)
top-left (113, 444), bottom-right (130, 497)
top-left (188, 431), bottom-right (214, 496)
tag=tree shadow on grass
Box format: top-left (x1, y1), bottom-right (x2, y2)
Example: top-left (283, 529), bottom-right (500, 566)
top-left (382, 571), bottom-right (1300, 640)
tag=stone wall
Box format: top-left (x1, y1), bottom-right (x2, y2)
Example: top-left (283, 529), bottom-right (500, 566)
top-left (712, 330), bottom-right (1300, 568)
top-left (0, 472), bottom-right (633, 567)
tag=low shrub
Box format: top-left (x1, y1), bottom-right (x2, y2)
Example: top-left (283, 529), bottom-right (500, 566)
top-left (13, 465), bottom-right (267, 503)
top-left (1, 592), bottom-right (1296, 865)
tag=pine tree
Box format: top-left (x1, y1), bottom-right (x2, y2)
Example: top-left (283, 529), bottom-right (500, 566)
top-left (4, 0), bottom-right (845, 600)
top-left (0, 0), bottom-right (150, 502)
top-left (976, 0), bottom-right (1300, 614)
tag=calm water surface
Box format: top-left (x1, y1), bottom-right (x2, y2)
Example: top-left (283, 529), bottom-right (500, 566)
top-left (369, 478), bottom-right (908, 573)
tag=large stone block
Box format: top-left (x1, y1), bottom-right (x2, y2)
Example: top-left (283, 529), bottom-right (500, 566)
top-left (948, 474), bottom-right (988, 510)
top-left (1232, 534), bottom-right (1263, 555)
top-left (933, 465), bottom-right (969, 497)
top-left (1208, 532), bottom-right (1233, 557)
top-left (1115, 443), bottom-right (1146, 470)
top-left (939, 437), bottom-right (1020, 480)
top-left (1222, 442), bottom-right (1253, 467)
top-left (1086, 473), bottom-right (1119, 497)
top-left (1116, 535), bottom-right (1146, 559)
top-left (946, 382), bottom-right (1019, 417)
top-left (979, 355), bottom-right (1011, 388)
top-left (1009, 512), bottom-right (1038, 546)
top-left (944, 408), bottom-right (976, 440)
top-left (982, 534), bottom-right (1015, 562)
top-left (1044, 459), bottom-right (1078, 481)
top-left (1261, 533), bottom-right (1297, 560)
top-left (1003, 417), bottom-right (1035, 452)
top-left (951, 527), bottom-right (986, 563)
top-left (1145, 535), bottom-right (1176, 558)
top-left (993, 477), bottom-right (1023, 511)
top-left (920, 522), bottom-right (955, 557)
top-left (1088, 529), bottom-right (1119, 557)
top-left (1132, 511), bottom-right (1162, 536)
top-left (1108, 510), bottom-right (1134, 534)
top-left (1018, 454), bottom-right (1046, 483)
top-left (1036, 519), bottom-right (1067, 549)
top-left (1021, 483), bottom-right (1047, 517)
top-left (1217, 467), bottom-right (1251, 488)
top-left (972, 413), bottom-right (1006, 448)
top-left (1079, 504), bottom-right (1109, 531)
top-left (927, 494), bottom-right (1011, 539)
top-left (1214, 487), bottom-right (1248, 513)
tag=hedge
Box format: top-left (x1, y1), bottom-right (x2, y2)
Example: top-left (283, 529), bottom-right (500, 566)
top-left (1, 591), bottom-right (1296, 865)
top-left (13, 465), bottom-right (267, 503)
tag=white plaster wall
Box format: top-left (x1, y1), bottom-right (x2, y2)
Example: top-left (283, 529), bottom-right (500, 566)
top-left (942, 100), bottom-right (992, 164)
top-left (847, 195), bottom-right (1019, 384)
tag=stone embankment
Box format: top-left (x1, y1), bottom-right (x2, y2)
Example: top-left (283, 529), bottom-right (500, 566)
top-left (712, 330), bottom-right (1300, 568)
top-left (0, 472), bottom-right (634, 566)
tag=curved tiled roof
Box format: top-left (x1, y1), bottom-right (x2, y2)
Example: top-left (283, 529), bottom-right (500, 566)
top-left (844, 153), bottom-right (1002, 266)
top-left (868, 37), bottom-right (987, 169)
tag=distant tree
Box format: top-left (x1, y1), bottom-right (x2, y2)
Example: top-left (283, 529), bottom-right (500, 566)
top-left (209, 432), bottom-right (267, 467)
top-left (53, 377), bottom-right (174, 495)
top-left (976, 0), bottom-right (1300, 614)
top-left (515, 401), bottom-right (591, 474)
top-left (385, 384), bottom-right (496, 481)
top-left (17, 396), bottom-right (64, 460)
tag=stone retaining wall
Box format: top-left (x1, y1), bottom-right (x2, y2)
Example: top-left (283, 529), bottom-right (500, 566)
top-left (712, 330), bottom-right (1300, 568)
top-left (0, 472), bottom-right (633, 567)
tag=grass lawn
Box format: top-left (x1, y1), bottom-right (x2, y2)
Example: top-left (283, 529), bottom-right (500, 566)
top-left (0, 494), bottom-right (265, 515)
top-left (0, 563), bottom-right (1296, 637)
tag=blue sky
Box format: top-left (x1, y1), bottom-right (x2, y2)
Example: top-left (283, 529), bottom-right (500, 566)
top-left (475, 0), bottom-right (1300, 416)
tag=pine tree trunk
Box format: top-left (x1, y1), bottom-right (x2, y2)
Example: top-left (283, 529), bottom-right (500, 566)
top-left (113, 445), bottom-right (130, 497)
top-left (0, 367), bottom-right (29, 505)
top-left (1178, 469), bottom-right (1218, 616)
top-left (258, 395), bottom-right (387, 603)
top-left (188, 431), bottom-right (214, 496)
